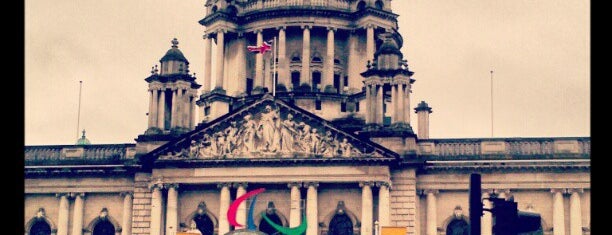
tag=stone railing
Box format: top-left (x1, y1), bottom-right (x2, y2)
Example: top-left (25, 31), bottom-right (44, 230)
top-left (242, 0), bottom-right (352, 14)
top-left (417, 137), bottom-right (590, 158)
top-left (25, 144), bottom-right (137, 165)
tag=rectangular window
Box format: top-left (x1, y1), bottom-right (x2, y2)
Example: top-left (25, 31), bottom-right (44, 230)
top-left (341, 102), bottom-right (347, 112)
top-left (344, 76), bottom-right (349, 88)
top-left (312, 72), bottom-right (321, 91)
top-left (246, 78), bottom-right (254, 95)
top-left (355, 102), bottom-right (360, 112)
top-left (316, 100), bottom-right (322, 110)
top-left (333, 74), bottom-right (341, 93)
top-left (204, 106), bottom-right (210, 116)
top-left (291, 72), bottom-right (300, 90)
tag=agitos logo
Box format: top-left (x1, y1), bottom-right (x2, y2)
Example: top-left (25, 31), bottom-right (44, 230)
top-left (227, 188), bottom-right (307, 235)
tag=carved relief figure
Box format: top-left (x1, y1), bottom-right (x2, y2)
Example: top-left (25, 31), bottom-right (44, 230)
top-left (280, 114), bottom-right (298, 152)
top-left (224, 121), bottom-right (239, 154)
top-left (258, 105), bottom-right (280, 152)
top-left (338, 138), bottom-right (352, 157)
top-left (239, 114), bottom-right (258, 153)
top-left (320, 130), bottom-right (338, 157)
top-left (189, 140), bottom-right (199, 158)
top-left (308, 128), bottom-right (320, 153)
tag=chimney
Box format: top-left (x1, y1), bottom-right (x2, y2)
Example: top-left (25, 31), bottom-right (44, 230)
top-left (414, 101), bottom-right (433, 139)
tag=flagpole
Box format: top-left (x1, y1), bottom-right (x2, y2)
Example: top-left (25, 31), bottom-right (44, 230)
top-left (76, 80), bottom-right (83, 140)
top-left (273, 36), bottom-right (277, 97)
top-left (490, 70), bottom-right (494, 138)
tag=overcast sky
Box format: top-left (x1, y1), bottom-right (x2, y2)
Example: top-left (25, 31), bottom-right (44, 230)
top-left (25, 0), bottom-right (590, 145)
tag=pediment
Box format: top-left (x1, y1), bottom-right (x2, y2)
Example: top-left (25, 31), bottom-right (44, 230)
top-left (147, 95), bottom-right (397, 163)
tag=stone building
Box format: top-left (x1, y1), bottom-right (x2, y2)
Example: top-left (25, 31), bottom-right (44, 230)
top-left (24, 1), bottom-right (590, 235)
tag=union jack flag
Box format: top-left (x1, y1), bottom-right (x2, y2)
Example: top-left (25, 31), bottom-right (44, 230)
top-left (247, 40), bottom-right (272, 54)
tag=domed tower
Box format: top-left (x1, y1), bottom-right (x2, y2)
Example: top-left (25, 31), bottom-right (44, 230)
top-left (140, 38), bottom-right (201, 139)
top-left (358, 31), bottom-right (417, 153)
top-left (196, 0), bottom-right (399, 124)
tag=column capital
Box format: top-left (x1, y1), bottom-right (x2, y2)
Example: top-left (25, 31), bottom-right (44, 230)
top-left (55, 193), bottom-right (70, 198)
top-left (365, 23), bottom-right (376, 29)
top-left (164, 183), bottom-right (180, 190)
top-left (301, 24), bottom-right (312, 30)
top-left (148, 178), bottom-right (165, 190)
top-left (288, 182), bottom-right (303, 188)
top-left (304, 182), bottom-right (319, 188)
top-left (233, 182), bottom-right (248, 188)
top-left (217, 29), bottom-right (227, 34)
top-left (359, 181), bottom-right (375, 188)
top-left (568, 188), bottom-right (584, 194)
top-left (70, 192), bottom-right (86, 199)
top-left (253, 28), bottom-right (263, 34)
top-left (203, 33), bottom-right (211, 39)
top-left (375, 181), bottom-right (391, 189)
top-left (550, 188), bottom-right (567, 194)
top-left (424, 189), bottom-right (439, 195)
top-left (120, 192), bottom-right (133, 198)
top-left (217, 182), bottom-right (232, 188)
top-left (496, 189), bottom-right (511, 195)
top-left (326, 27), bottom-right (337, 32)
top-left (276, 26), bottom-right (287, 31)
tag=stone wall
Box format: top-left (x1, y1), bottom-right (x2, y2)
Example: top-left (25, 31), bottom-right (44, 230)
top-left (131, 173), bottom-right (152, 235)
top-left (389, 168), bottom-right (417, 235)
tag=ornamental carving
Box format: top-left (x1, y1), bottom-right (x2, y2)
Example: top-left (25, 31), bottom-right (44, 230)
top-left (158, 99), bottom-right (385, 159)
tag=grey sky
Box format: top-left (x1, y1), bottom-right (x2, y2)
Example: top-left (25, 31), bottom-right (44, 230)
top-left (25, 0), bottom-right (590, 145)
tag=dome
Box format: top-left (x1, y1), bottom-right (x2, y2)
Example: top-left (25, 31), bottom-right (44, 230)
top-left (76, 130), bottom-right (91, 145)
top-left (160, 38), bottom-right (189, 63)
top-left (374, 33), bottom-right (402, 57)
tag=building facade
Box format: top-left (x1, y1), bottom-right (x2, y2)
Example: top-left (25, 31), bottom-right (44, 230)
top-left (24, 1), bottom-right (590, 235)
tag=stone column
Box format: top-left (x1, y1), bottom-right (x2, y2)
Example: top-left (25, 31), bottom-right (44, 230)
top-left (176, 89), bottom-right (184, 128)
top-left (218, 183), bottom-right (231, 235)
top-left (190, 94), bottom-right (196, 129)
top-left (170, 88), bottom-right (178, 128)
top-left (289, 182), bottom-right (302, 227)
top-left (425, 190), bottom-right (438, 235)
top-left (366, 25), bottom-right (375, 63)
top-left (203, 35), bottom-right (213, 92)
top-left (324, 27), bottom-right (335, 91)
top-left (278, 26), bottom-right (289, 87)
top-left (397, 84), bottom-right (410, 122)
top-left (148, 89), bottom-right (155, 128)
top-left (121, 192), bottom-right (133, 235)
top-left (360, 182), bottom-right (374, 235)
top-left (56, 193), bottom-right (69, 235)
top-left (215, 30), bottom-right (226, 90)
top-left (552, 189), bottom-right (566, 235)
top-left (236, 34), bottom-right (248, 94)
top-left (569, 189), bottom-right (583, 235)
top-left (377, 182), bottom-right (391, 227)
top-left (235, 183), bottom-right (248, 227)
top-left (301, 25), bottom-right (311, 87)
top-left (306, 182), bottom-right (319, 235)
top-left (365, 85), bottom-right (372, 123)
top-left (347, 32), bottom-right (358, 89)
top-left (403, 84), bottom-right (411, 124)
top-left (481, 191), bottom-right (492, 235)
top-left (150, 183), bottom-right (164, 235)
top-left (72, 193), bottom-right (85, 235)
top-left (166, 184), bottom-right (179, 235)
top-left (391, 85), bottom-right (397, 123)
top-left (157, 89), bottom-right (165, 129)
top-left (376, 85), bottom-right (383, 124)
top-left (255, 29), bottom-right (264, 88)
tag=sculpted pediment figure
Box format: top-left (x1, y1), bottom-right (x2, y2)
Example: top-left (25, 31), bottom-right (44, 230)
top-left (153, 97), bottom-right (392, 160)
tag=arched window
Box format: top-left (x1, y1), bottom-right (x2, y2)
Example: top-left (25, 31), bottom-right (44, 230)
top-left (357, 1), bottom-right (366, 11)
top-left (334, 58), bottom-right (341, 65)
top-left (29, 221), bottom-right (51, 235)
top-left (226, 5), bottom-right (238, 16)
top-left (92, 220), bottom-right (115, 235)
top-left (446, 219), bottom-right (469, 235)
top-left (291, 56), bottom-right (301, 62)
top-left (328, 213), bottom-right (353, 235)
top-left (375, 0), bottom-right (384, 9)
top-left (194, 213), bottom-right (214, 235)
top-left (312, 57), bottom-right (322, 63)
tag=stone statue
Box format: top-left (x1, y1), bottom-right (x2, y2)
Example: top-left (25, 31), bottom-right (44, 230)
top-left (297, 123), bottom-right (312, 152)
top-left (197, 134), bottom-right (212, 158)
top-left (320, 130), bottom-right (338, 157)
top-left (279, 113), bottom-right (298, 152)
top-left (239, 114), bottom-right (258, 153)
top-left (338, 138), bottom-right (352, 157)
top-left (258, 105), bottom-right (280, 152)
top-left (189, 140), bottom-right (199, 158)
top-left (308, 128), bottom-right (320, 154)
top-left (224, 121), bottom-right (239, 154)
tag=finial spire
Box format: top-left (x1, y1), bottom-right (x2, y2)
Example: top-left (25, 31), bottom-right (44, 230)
top-left (171, 38), bottom-right (179, 48)
top-left (82, 129), bottom-right (86, 138)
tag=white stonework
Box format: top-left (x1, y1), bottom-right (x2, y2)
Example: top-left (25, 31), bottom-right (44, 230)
top-left (24, 2), bottom-right (589, 235)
